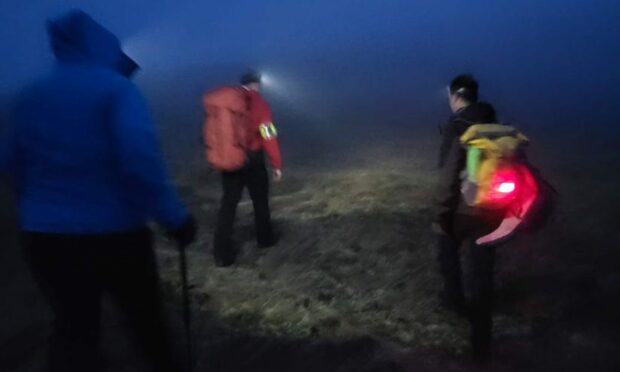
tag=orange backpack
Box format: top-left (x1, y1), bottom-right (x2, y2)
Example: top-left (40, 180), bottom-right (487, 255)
top-left (203, 86), bottom-right (249, 171)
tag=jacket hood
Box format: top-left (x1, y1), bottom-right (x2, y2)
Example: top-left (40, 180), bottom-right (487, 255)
top-left (47, 10), bottom-right (138, 77)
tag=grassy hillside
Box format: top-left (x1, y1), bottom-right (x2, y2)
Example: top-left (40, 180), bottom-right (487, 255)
top-left (155, 132), bottom-right (620, 370)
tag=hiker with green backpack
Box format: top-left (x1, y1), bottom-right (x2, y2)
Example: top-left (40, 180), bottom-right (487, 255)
top-left (434, 74), bottom-right (552, 359)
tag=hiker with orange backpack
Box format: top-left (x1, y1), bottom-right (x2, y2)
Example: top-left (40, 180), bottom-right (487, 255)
top-left (203, 71), bottom-right (282, 267)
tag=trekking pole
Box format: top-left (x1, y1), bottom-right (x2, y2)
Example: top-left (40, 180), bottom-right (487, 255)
top-left (179, 242), bottom-right (193, 372)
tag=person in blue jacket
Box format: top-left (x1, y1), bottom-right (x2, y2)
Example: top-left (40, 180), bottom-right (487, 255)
top-left (0, 10), bottom-right (195, 372)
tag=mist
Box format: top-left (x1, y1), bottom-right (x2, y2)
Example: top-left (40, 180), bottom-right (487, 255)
top-left (2, 0), bottom-right (619, 142)
top-left (2, 2), bottom-right (620, 371)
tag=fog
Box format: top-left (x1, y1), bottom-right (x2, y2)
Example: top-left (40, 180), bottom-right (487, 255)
top-left (2, 3), bottom-right (620, 370)
top-left (1, 0), bottom-right (619, 144)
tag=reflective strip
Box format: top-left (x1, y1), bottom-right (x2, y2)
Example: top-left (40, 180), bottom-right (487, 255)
top-left (259, 122), bottom-right (278, 140)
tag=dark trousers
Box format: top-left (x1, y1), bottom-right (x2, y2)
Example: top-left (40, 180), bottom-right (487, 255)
top-left (214, 151), bottom-right (274, 260)
top-left (21, 228), bottom-right (178, 372)
top-left (437, 214), bottom-right (498, 355)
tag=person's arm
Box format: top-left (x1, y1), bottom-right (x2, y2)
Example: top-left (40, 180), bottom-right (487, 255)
top-left (438, 119), bottom-right (457, 168)
top-left (434, 134), bottom-right (464, 234)
top-left (0, 124), bottom-right (15, 177)
top-left (111, 82), bottom-right (189, 230)
top-left (256, 96), bottom-right (282, 179)
top-left (0, 104), bottom-right (22, 185)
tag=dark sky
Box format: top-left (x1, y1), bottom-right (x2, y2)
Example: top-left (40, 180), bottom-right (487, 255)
top-left (1, 0), bottom-right (619, 136)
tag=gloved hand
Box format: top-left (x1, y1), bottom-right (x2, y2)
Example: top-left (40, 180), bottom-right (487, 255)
top-left (461, 179), bottom-right (478, 206)
top-left (273, 169), bottom-right (283, 182)
top-left (168, 215), bottom-right (197, 248)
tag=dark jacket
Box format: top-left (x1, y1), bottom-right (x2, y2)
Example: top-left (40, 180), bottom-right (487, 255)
top-left (436, 102), bottom-right (497, 231)
top-left (0, 10), bottom-right (187, 234)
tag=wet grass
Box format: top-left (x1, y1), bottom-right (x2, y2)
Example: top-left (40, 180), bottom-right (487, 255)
top-left (2, 133), bottom-right (620, 371)
top-left (155, 134), bottom-right (620, 370)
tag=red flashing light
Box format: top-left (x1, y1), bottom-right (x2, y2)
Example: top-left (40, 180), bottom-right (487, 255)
top-left (486, 167), bottom-right (519, 204)
top-left (497, 182), bottom-right (516, 194)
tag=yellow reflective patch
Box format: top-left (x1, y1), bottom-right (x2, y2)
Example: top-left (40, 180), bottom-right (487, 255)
top-left (259, 123), bottom-right (278, 140)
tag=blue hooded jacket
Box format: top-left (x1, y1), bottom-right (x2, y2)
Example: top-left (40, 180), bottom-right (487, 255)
top-left (1, 10), bottom-right (188, 234)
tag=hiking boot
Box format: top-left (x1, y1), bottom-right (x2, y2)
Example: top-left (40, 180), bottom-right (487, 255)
top-left (470, 311), bottom-right (493, 362)
top-left (213, 248), bottom-right (237, 267)
top-left (257, 234), bottom-right (280, 249)
top-left (439, 291), bottom-right (468, 317)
